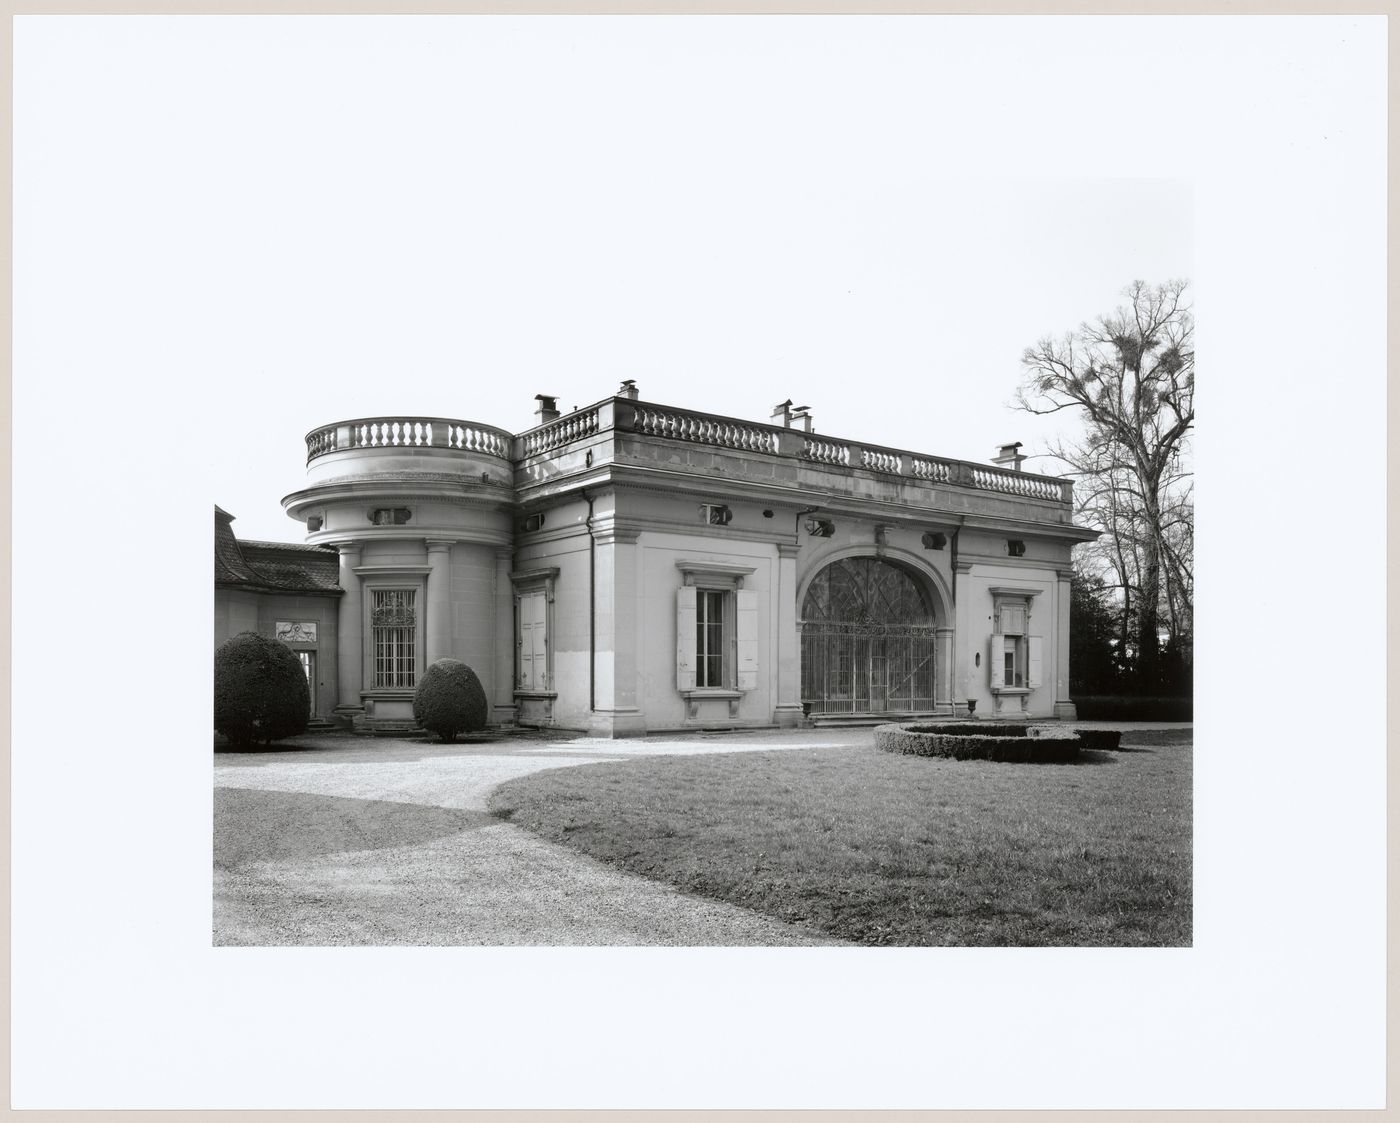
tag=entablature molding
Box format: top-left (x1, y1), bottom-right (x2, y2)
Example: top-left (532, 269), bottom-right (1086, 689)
top-left (987, 586), bottom-right (1045, 599)
top-left (958, 513), bottom-right (1100, 543)
top-left (306, 526), bottom-right (512, 550)
top-left (592, 528), bottom-right (641, 546)
top-left (676, 560), bottom-right (758, 589)
top-left (511, 566), bottom-right (560, 584)
top-left (352, 564), bottom-right (432, 579)
top-left (957, 553), bottom-right (1071, 571)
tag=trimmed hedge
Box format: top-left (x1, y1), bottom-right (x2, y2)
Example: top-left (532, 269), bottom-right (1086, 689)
top-left (214, 631), bottom-right (310, 747)
top-left (413, 659), bottom-right (488, 743)
top-left (1071, 695), bottom-right (1193, 721)
top-left (1073, 729), bottom-right (1123, 751)
top-left (874, 723), bottom-right (1081, 764)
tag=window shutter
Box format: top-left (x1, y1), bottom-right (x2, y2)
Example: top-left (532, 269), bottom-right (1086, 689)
top-left (517, 593), bottom-right (548, 691)
top-left (531, 617), bottom-right (548, 689)
top-left (518, 594), bottom-right (536, 690)
top-left (518, 626), bottom-right (532, 690)
top-left (736, 589), bottom-right (759, 691)
top-left (989, 634), bottom-right (1005, 689)
top-left (676, 585), bottom-right (697, 691)
top-left (1027, 636), bottom-right (1043, 689)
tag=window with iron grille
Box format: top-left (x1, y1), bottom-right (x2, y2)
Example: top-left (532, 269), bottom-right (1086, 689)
top-left (371, 589), bottom-right (417, 687)
top-left (800, 557), bottom-right (938, 715)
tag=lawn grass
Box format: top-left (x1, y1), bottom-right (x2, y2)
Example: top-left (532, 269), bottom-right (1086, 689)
top-left (489, 740), bottom-right (1191, 946)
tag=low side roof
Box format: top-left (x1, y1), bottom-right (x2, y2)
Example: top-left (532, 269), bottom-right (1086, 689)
top-left (215, 508), bottom-right (342, 595)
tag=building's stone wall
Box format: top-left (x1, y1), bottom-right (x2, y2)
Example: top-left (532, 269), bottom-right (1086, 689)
top-left (213, 589), bottom-right (340, 720)
top-left (274, 396), bottom-right (1096, 732)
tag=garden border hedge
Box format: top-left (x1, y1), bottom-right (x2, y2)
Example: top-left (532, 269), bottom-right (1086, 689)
top-left (874, 722), bottom-right (1084, 763)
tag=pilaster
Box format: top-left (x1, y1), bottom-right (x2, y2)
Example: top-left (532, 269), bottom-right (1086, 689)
top-left (935, 625), bottom-right (955, 714)
top-left (493, 548), bottom-right (517, 726)
top-left (334, 544), bottom-right (364, 721)
top-left (1053, 568), bottom-right (1078, 720)
top-left (590, 527), bottom-right (647, 737)
top-left (424, 540), bottom-right (455, 666)
top-left (774, 542), bottom-right (804, 726)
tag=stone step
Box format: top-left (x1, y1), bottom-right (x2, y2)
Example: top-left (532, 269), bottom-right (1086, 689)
top-left (809, 712), bottom-right (948, 728)
top-left (352, 720), bottom-right (434, 738)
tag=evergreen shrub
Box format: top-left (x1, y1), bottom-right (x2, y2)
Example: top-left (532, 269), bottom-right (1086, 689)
top-left (1071, 695), bottom-right (1193, 721)
top-left (413, 658), bottom-right (488, 742)
top-left (214, 631), bottom-right (310, 747)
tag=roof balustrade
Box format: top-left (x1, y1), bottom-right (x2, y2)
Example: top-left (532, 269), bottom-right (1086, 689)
top-left (304, 399), bottom-right (1072, 506)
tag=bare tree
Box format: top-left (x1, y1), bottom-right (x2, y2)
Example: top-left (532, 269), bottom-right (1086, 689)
top-left (1017, 279), bottom-right (1194, 692)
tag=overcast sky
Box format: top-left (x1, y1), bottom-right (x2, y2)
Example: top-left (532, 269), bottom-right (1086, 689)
top-left (17, 17), bottom-right (1194, 543)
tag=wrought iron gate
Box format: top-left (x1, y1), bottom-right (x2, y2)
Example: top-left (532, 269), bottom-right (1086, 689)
top-left (800, 558), bottom-right (938, 715)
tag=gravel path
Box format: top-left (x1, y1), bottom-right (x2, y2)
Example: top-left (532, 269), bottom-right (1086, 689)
top-left (213, 730), bottom-right (861, 946)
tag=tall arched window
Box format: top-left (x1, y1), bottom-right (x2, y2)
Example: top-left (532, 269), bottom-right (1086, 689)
top-left (800, 557), bottom-right (938, 714)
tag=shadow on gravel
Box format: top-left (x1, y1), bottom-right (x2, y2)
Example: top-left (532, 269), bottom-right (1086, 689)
top-left (215, 788), bottom-right (498, 867)
top-left (215, 730), bottom-right (581, 763)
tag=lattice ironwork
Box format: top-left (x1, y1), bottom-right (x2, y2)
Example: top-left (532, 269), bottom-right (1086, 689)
top-left (801, 558), bottom-right (937, 715)
top-left (371, 590), bottom-right (417, 688)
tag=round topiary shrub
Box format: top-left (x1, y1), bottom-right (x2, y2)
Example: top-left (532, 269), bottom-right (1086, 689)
top-left (214, 631), bottom-right (310, 747)
top-left (413, 658), bottom-right (488, 743)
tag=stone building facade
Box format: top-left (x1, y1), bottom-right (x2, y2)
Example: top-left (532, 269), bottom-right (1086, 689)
top-left (214, 506), bottom-right (343, 722)
top-left (219, 387), bottom-right (1096, 735)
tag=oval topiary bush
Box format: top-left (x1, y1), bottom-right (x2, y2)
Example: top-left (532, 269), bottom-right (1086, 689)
top-left (413, 658), bottom-right (488, 743)
top-left (214, 631), bottom-right (310, 747)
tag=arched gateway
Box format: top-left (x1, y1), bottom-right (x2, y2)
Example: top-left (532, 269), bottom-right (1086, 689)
top-left (800, 557), bottom-right (941, 715)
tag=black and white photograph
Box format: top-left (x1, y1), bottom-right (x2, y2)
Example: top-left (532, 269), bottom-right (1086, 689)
top-left (11, 9), bottom-right (1387, 1112)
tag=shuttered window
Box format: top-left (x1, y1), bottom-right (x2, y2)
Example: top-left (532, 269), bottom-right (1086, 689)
top-left (990, 594), bottom-right (1041, 692)
top-left (677, 583), bottom-right (760, 693)
top-left (518, 590), bottom-right (548, 691)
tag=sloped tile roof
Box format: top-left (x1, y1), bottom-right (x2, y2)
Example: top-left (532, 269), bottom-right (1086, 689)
top-left (215, 508), bottom-right (342, 595)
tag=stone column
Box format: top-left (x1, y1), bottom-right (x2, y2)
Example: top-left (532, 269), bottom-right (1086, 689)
top-left (424, 540), bottom-right (455, 666)
top-left (1052, 568), bottom-right (1078, 720)
top-left (334, 543), bottom-right (364, 723)
top-left (935, 626), bottom-right (955, 715)
top-left (590, 527), bottom-right (646, 738)
top-left (773, 543), bottom-right (804, 726)
top-left (492, 548), bottom-right (517, 727)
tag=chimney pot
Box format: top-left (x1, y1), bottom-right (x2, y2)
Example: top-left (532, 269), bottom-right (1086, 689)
top-left (534, 394), bottom-right (560, 424)
top-left (992, 441), bottom-right (1026, 472)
